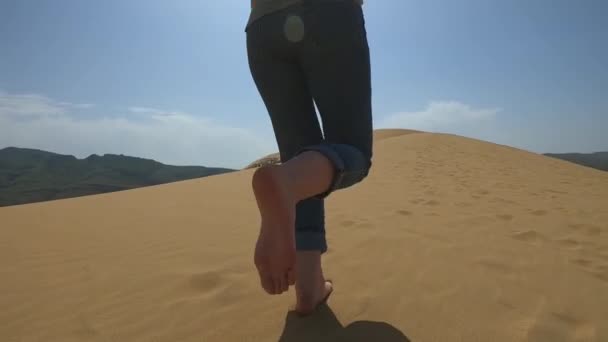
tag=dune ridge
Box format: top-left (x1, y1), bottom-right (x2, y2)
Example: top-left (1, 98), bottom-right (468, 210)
top-left (1, 130), bottom-right (607, 341)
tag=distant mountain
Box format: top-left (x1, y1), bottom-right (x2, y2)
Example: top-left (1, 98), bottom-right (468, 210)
top-left (544, 152), bottom-right (608, 172)
top-left (0, 147), bottom-right (235, 207)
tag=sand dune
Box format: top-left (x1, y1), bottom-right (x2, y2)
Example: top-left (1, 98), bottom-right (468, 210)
top-left (1, 130), bottom-right (607, 341)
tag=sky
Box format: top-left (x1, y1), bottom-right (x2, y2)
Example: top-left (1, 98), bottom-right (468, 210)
top-left (1, 0), bottom-right (606, 169)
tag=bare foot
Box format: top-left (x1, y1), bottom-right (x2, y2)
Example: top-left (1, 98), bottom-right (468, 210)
top-left (252, 165), bottom-right (297, 295)
top-left (295, 251), bottom-right (333, 315)
top-left (296, 280), bottom-right (333, 316)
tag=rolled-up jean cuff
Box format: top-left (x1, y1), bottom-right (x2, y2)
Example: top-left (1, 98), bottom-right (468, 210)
top-left (296, 231), bottom-right (328, 253)
top-left (295, 143), bottom-right (345, 199)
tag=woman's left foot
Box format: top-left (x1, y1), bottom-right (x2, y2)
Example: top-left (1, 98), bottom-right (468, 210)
top-left (296, 280), bottom-right (333, 315)
top-left (294, 250), bottom-right (333, 315)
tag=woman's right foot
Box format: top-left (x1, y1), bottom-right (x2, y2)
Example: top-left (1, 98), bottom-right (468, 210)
top-left (252, 165), bottom-right (297, 295)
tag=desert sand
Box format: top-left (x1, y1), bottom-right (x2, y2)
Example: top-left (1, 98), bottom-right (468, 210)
top-left (1, 129), bottom-right (607, 341)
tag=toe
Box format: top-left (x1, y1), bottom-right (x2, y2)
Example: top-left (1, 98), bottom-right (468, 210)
top-left (279, 274), bottom-right (288, 293)
top-left (260, 273), bottom-right (275, 294)
top-left (287, 268), bottom-right (296, 286)
top-left (272, 274), bottom-right (286, 295)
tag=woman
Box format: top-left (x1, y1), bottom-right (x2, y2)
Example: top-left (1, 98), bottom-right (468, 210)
top-left (246, 0), bottom-right (372, 315)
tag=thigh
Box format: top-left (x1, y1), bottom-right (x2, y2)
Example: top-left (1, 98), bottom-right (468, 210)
top-left (301, 1), bottom-right (373, 161)
top-left (247, 22), bottom-right (323, 161)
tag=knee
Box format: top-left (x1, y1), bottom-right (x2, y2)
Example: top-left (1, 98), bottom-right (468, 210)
top-left (355, 148), bottom-right (373, 180)
top-left (362, 158), bottom-right (372, 180)
top-left (337, 155), bottom-right (371, 189)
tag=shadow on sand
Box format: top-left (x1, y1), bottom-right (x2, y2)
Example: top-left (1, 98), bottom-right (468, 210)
top-left (278, 304), bottom-right (411, 342)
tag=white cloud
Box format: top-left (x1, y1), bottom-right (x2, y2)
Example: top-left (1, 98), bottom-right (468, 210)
top-left (0, 91), bottom-right (94, 118)
top-left (377, 101), bottom-right (500, 133)
top-left (60, 102), bottom-right (95, 109)
top-left (0, 92), bottom-right (274, 169)
top-left (375, 101), bottom-right (608, 153)
top-left (128, 106), bottom-right (168, 115)
top-left (0, 92), bottom-right (65, 118)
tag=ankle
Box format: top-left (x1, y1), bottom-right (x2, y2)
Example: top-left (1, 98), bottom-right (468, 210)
top-left (296, 275), bottom-right (325, 294)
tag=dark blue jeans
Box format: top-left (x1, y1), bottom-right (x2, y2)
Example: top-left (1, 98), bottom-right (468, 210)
top-left (246, 0), bottom-right (373, 253)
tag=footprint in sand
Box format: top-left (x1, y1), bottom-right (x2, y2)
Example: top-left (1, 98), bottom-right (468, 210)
top-left (530, 209), bottom-right (548, 216)
top-left (396, 209), bottom-right (412, 216)
top-left (496, 214), bottom-right (514, 221)
top-left (571, 258), bottom-right (592, 267)
top-left (586, 226), bottom-right (602, 236)
top-left (356, 222), bottom-right (374, 229)
top-left (585, 267), bottom-right (608, 282)
top-left (593, 269), bottom-right (608, 282)
top-left (189, 271), bottom-right (224, 292)
top-left (511, 230), bottom-right (545, 243)
top-left (597, 252), bottom-right (608, 262)
top-left (424, 200), bottom-right (440, 206)
top-left (545, 189), bottom-right (568, 195)
top-left (167, 271), bottom-right (246, 308)
top-left (568, 223), bottom-right (603, 236)
top-left (569, 258), bottom-right (608, 283)
top-left (490, 197), bottom-right (518, 205)
top-left (341, 220), bottom-right (356, 227)
top-left (477, 258), bottom-right (514, 274)
top-left (526, 311), bottom-right (596, 342)
top-left (557, 238), bottom-right (581, 249)
top-left (409, 198), bottom-right (425, 205)
top-left (568, 223), bottom-right (584, 232)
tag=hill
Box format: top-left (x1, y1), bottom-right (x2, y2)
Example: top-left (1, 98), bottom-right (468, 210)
top-left (544, 152), bottom-right (608, 172)
top-left (0, 147), bottom-right (234, 207)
